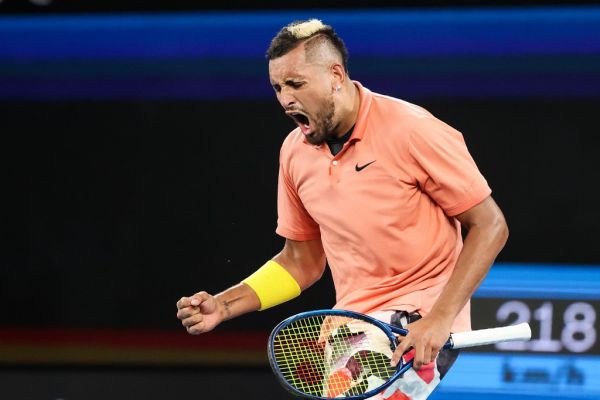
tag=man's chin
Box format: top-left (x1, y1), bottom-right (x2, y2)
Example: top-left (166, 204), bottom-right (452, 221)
top-left (305, 129), bottom-right (333, 146)
top-left (305, 132), bottom-right (327, 146)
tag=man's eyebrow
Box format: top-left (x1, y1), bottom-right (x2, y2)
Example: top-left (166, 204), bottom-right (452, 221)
top-left (271, 78), bottom-right (303, 86)
top-left (284, 78), bottom-right (305, 84)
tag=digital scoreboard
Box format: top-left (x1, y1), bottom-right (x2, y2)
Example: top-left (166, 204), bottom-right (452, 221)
top-left (435, 264), bottom-right (600, 400)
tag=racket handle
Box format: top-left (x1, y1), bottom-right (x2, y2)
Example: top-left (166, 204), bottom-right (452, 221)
top-left (449, 323), bottom-right (531, 349)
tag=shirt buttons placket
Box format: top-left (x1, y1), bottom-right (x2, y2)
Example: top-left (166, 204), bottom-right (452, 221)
top-left (330, 159), bottom-right (341, 183)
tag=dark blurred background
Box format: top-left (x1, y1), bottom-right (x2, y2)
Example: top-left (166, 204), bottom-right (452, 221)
top-left (2, 1), bottom-right (599, 399)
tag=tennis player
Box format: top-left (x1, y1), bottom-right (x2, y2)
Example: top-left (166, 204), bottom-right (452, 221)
top-left (176, 19), bottom-right (508, 399)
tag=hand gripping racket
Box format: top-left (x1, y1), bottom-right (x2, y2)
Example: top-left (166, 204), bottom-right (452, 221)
top-left (268, 309), bottom-right (531, 399)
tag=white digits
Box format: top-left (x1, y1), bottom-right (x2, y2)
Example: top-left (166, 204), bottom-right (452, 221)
top-left (495, 301), bottom-right (530, 351)
top-left (561, 302), bottom-right (596, 353)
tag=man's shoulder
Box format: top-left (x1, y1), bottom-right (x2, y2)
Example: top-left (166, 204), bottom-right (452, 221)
top-left (279, 128), bottom-right (307, 161)
top-left (281, 127), bottom-right (304, 148)
top-left (369, 91), bottom-right (456, 139)
top-left (370, 91), bottom-right (434, 122)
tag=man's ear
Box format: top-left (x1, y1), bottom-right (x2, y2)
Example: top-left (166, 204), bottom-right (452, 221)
top-left (331, 63), bottom-right (346, 89)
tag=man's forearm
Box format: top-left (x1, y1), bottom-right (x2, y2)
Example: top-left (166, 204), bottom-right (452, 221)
top-left (429, 204), bottom-right (509, 325)
top-left (214, 283), bottom-right (261, 321)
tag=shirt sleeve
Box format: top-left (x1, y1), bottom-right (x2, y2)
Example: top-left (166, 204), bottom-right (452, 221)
top-left (275, 159), bottom-right (321, 241)
top-left (408, 119), bottom-right (491, 216)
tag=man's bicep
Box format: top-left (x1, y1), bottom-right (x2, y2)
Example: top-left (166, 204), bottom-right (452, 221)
top-left (455, 195), bottom-right (507, 230)
top-left (275, 238), bottom-right (326, 289)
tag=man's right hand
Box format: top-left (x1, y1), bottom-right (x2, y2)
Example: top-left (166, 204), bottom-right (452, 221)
top-left (176, 291), bottom-right (224, 335)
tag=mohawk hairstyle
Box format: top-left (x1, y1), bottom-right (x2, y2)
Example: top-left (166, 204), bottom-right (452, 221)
top-left (266, 19), bottom-right (350, 72)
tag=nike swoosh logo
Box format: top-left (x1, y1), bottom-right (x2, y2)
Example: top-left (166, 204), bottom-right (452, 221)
top-left (355, 160), bottom-right (376, 172)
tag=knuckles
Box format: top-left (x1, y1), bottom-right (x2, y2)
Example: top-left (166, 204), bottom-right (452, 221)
top-left (177, 307), bottom-right (200, 320)
top-left (182, 315), bottom-right (203, 327)
top-left (188, 326), bottom-right (202, 335)
top-left (177, 297), bottom-right (189, 309)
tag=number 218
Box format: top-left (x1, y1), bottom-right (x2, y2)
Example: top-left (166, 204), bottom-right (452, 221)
top-left (495, 301), bottom-right (596, 353)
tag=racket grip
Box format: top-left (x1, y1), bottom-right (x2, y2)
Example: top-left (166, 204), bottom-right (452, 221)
top-left (449, 323), bottom-right (531, 349)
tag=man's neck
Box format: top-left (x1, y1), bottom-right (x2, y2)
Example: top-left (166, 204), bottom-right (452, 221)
top-left (333, 82), bottom-right (360, 139)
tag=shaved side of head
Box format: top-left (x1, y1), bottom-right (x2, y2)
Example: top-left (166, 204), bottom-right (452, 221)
top-left (303, 33), bottom-right (344, 69)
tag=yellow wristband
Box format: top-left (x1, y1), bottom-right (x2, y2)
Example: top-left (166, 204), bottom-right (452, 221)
top-left (242, 260), bottom-right (301, 311)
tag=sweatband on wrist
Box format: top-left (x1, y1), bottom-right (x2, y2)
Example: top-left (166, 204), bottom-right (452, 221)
top-left (242, 260), bottom-right (301, 311)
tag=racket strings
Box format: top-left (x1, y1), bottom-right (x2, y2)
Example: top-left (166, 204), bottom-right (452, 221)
top-left (273, 315), bottom-right (326, 395)
top-left (272, 315), bottom-right (396, 398)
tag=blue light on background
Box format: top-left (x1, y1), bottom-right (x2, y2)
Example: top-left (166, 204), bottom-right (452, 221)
top-left (1, 8), bottom-right (598, 60)
top-left (434, 353), bottom-right (600, 399)
top-left (476, 263), bottom-right (600, 300)
top-left (1, 6), bottom-right (599, 100)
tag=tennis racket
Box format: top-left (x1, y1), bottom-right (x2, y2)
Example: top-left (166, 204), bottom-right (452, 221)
top-left (268, 309), bottom-right (531, 399)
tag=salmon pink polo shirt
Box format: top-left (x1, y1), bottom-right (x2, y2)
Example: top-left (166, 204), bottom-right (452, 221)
top-left (276, 81), bottom-right (491, 332)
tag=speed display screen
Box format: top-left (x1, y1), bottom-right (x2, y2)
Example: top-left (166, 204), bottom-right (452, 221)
top-left (472, 298), bottom-right (598, 355)
top-left (437, 263), bottom-right (600, 399)
top-left (470, 264), bottom-right (599, 355)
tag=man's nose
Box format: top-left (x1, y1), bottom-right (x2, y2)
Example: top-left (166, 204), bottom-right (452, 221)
top-left (278, 89), bottom-right (296, 108)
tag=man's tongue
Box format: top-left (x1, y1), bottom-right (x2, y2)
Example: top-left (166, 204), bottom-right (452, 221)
top-left (299, 122), bottom-right (311, 135)
top-left (297, 115), bottom-right (311, 135)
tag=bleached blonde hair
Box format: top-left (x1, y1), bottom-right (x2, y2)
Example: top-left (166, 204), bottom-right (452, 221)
top-left (286, 19), bottom-right (326, 39)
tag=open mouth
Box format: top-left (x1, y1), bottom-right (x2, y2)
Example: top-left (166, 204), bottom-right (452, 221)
top-left (287, 112), bottom-right (312, 136)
